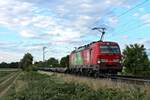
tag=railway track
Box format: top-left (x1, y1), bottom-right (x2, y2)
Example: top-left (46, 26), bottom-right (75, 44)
top-left (39, 69), bottom-right (150, 85)
top-left (0, 71), bottom-right (20, 97)
top-left (110, 75), bottom-right (150, 85)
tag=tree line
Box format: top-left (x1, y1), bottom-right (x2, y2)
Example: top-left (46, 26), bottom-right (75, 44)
top-left (34, 55), bottom-right (69, 68)
top-left (0, 62), bottom-right (19, 68)
top-left (0, 54), bottom-right (69, 69)
top-left (0, 43), bottom-right (150, 76)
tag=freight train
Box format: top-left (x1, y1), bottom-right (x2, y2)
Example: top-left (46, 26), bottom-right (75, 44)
top-left (39, 28), bottom-right (122, 75)
top-left (40, 40), bottom-right (122, 76)
top-left (67, 40), bottom-right (122, 75)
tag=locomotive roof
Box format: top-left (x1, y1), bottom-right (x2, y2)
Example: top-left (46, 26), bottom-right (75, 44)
top-left (71, 41), bottom-right (118, 53)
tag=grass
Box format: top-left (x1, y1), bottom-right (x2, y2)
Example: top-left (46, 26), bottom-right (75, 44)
top-left (44, 72), bottom-right (141, 90)
top-left (0, 71), bottom-right (18, 84)
top-left (0, 71), bottom-right (12, 78)
top-left (40, 71), bottom-right (150, 99)
top-left (1, 71), bottom-right (149, 100)
top-left (0, 68), bottom-right (19, 71)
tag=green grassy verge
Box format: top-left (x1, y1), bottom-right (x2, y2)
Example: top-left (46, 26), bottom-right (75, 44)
top-left (0, 72), bottom-right (12, 78)
top-left (0, 68), bottom-right (19, 72)
top-left (1, 72), bottom-right (147, 100)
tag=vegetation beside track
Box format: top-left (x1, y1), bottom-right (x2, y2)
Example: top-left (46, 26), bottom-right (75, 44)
top-left (0, 72), bottom-right (15, 84)
top-left (0, 71), bottom-right (19, 84)
top-left (0, 72), bottom-right (20, 97)
top-left (0, 71), bottom-right (12, 78)
top-left (1, 71), bottom-right (149, 100)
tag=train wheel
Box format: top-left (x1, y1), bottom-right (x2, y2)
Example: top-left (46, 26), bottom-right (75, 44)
top-left (94, 73), bottom-right (98, 78)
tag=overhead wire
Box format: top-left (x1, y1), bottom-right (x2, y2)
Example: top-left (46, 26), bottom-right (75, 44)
top-left (120, 22), bottom-right (150, 33)
top-left (112, 0), bottom-right (150, 34)
top-left (92, 0), bottom-right (150, 37)
top-left (93, 0), bottom-right (127, 26)
top-left (94, 0), bottom-right (148, 33)
top-left (117, 0), bottom-right (149, 18)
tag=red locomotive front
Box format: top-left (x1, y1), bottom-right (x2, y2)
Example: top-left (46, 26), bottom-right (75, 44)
top-left (95, 41), bottom-right (122, 73)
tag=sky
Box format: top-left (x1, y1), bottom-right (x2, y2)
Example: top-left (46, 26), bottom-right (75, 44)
top-left (0, 0), bottom-right (150, 63)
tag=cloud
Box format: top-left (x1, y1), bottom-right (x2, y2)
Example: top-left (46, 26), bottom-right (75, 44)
top-left (20, 30), bottom-right (35, 38)
top-left (133, 12), bottom-right (140, 17)
top-left (105, 0), bottom-right (127, 7)
top-left (139, 7), bottom-right (145, 12)
top-left (120, 35), bottom-right (129, 39)
top-left (0, 0), bottom-right (133, 40)
top-left (0, 51), bottom-right (22, 63)
top-left (147, 48), bottom-right (150, 54)
top-left (107, 16), bottom-right (118, 27)
top-left (0, 0), bottom-right (34, 27)
top-left (140, 13), bottom-right (150, 24)
top-left (142, 39), bottom-right (150, 46)
top-left (0, 41), bottom-right (22, 49)
top-left (0, 0), bottom-right (142, 62)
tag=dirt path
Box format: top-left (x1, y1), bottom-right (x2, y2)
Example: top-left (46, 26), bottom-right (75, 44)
top-left (38, 71), bottom-right (54, 76)
top-left (0, 72), bottom-right (21, 97)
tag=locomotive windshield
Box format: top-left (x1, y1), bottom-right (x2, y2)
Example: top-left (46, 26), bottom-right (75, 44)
top-left (100, 45), bottom-right (120, 54)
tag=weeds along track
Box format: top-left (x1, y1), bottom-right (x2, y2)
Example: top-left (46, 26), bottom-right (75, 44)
top-left (39, 70), bottom-right (150, 85)
top-left (0, 71), bottom-right (20, 97)
top-left (110, 75), bottom-right (150, 85)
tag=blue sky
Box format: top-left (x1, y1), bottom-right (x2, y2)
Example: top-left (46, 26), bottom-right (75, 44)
top-left (0, 0), bottom-right (150, 62)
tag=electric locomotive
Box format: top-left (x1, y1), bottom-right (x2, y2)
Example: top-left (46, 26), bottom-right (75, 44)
top-left (68, 28), bottom-right (122, 75)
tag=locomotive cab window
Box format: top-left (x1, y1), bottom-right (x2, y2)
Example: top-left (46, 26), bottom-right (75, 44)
top-left (100, 45), bottom-right (120, 54)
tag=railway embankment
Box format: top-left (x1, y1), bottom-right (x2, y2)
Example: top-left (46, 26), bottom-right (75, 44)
top-left (1, 71), bottom-right (149, 100)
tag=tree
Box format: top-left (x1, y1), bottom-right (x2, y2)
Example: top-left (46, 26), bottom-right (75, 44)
top-left (123, 44), bottom-right (150, 75)
top-left (60, 55), bottom-right (69, 67)
top-left (47, 57), bottom-right (59, 67)
top-left (0, 62), bottom-right (19, 68)
top-left (9, 62), bottom-right (19, 68)
top-left (19, 53), bottom-right (33, 71)
top-left (0, 62), bottom-right (8, 68)
top-left (34, 61), bottom-right (44, 67)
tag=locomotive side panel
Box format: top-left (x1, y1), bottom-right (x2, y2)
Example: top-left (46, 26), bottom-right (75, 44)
top-left (69, 53), bottom-right (74, 66)
top-left (69, 50), bottom-right (84, 67)
top-left (89, 42), bottom-right (100, 65)
top-left (83, 48), bottom-right (90, 65)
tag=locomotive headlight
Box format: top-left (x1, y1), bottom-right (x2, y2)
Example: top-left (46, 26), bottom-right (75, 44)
top-left (97, 59), bottom-right (108, 63)
top-left (100, 59), bottom-right (108, 62)
top-left (97, 60), bottom-right (101, 64)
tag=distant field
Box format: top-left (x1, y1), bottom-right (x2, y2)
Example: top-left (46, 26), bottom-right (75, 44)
top-left (1, 71), bottom-right (149, 100)
top-left (0, 71), bottom-right (20, 97)
top-left (0, 68), bottom-right (19, 71)
top-left (0, 71), bottom-right (12, 78)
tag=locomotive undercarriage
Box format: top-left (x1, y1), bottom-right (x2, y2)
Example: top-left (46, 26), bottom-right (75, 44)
top-left (67, 64), bottom-right (122, 76)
